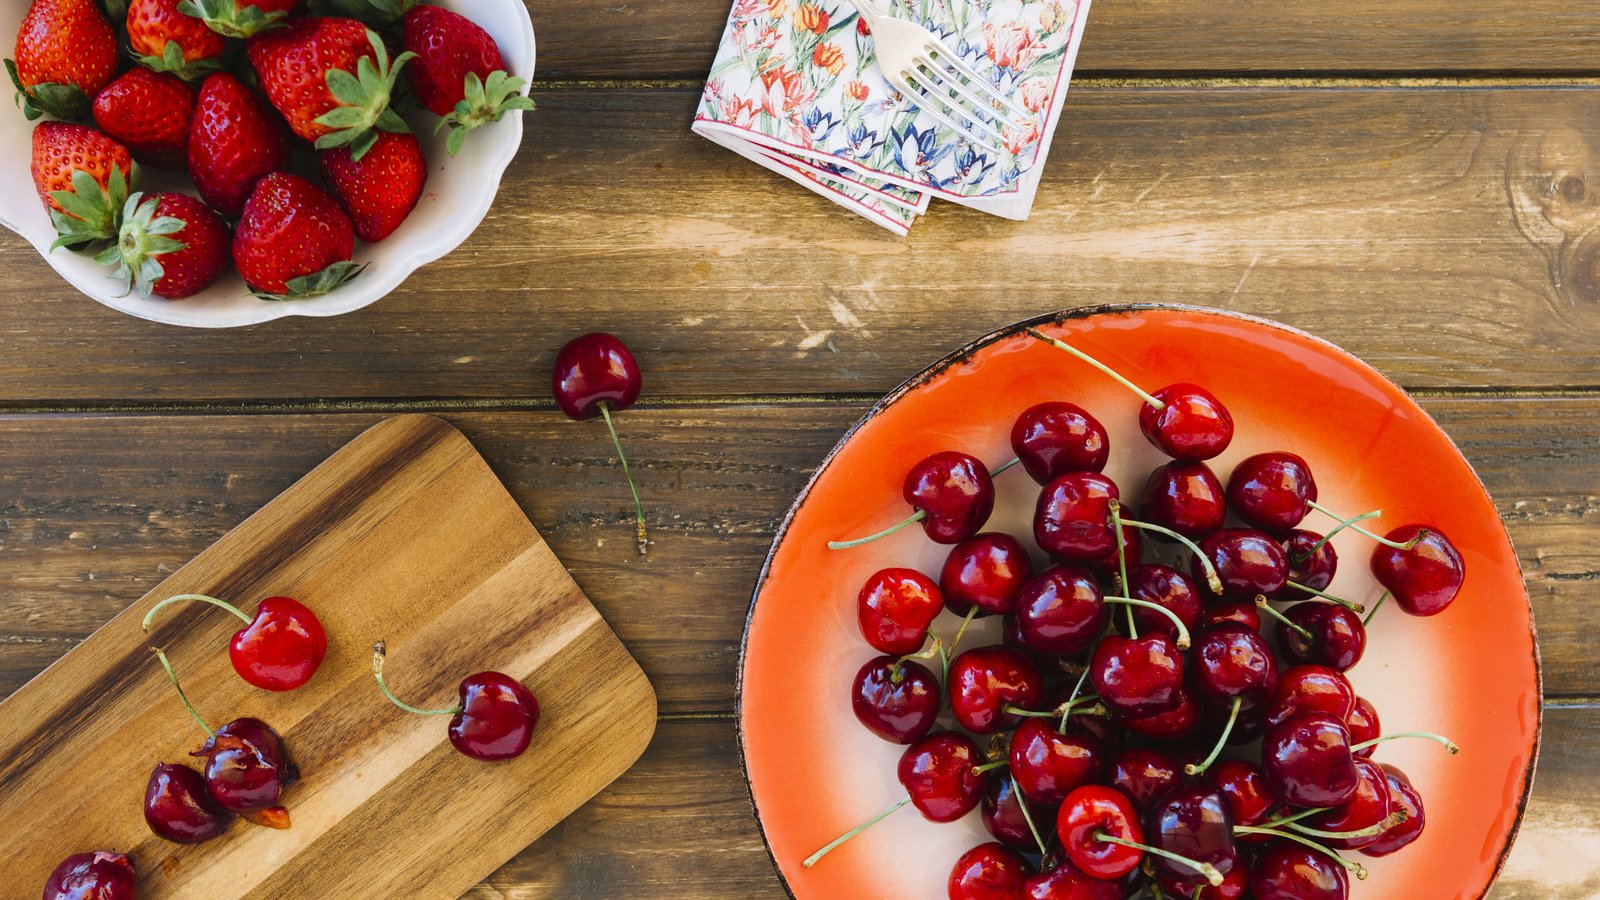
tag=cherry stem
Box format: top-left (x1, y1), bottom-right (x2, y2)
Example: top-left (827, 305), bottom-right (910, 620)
top-left (1307, 501), bottom-right (1425, 550)
top-left (1286, 811), bottom-right (1407, 841)
top-left (1254, 595), bottom-right (1315, 641)
top-left (1025, 327), bottom-right (1165, 410)
top-left (1091, 832), bottom-right (1223, 887)
top-left (802, 795), bottom-right (910, 868)
top-left (1185, 696), bottom-right (1240, 776)
top-left (890, 636), bottom-right (944, 684)
top-left (1363, 590), bottom-right (1389, 626)
top-left (1260, 807), bottom-right (1327, 828)
top-left (1104, 595), bottom-right (1191, 650)
top-left (1296, 509), bottom-right (1383, 562)
top-left (1006, 695), bottom-right (1101, 719)
top-left (1113, 512), bottom-right (1224, 595)
top-left (1284, 580), bottom-right (1364, 614)
top-left (1060, 665), bottom-right (1092, 731)
top-left (142, 593), bottom-right (252, 632)
top-left (1109, 499), bottom-right (1135, 638)
top-left (1351, 731), bottom-right (1460, 755)
top-left (948, 605), bottom-right (980, 658)
top-left (1230, 826), bottom-right (1367, 879)
top-left (151, 646), bottom-right (214, 739)
top-left (973, 759), bottom-right (1009, 775)
top-left (597, 402), bottom-right (648, 555)
top-left (827, 508), bottom-right (926, 550)
top-left (992, 456), bottom-right (1021, 476)
top-left (370, 641), bottom-right (463, 717)
top-left (1011, 775), bottom-right (1049, 856)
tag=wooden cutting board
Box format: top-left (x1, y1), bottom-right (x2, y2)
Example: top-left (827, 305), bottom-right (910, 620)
top-left (0, 414), bottom-right (657, 897)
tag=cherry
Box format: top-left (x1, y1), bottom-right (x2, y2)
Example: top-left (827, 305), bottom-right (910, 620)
top-left (982, 774), bottom-right (1052, 851)
top-left (1121, 683), bottom-right (1202, 741)
top-left (941, 533), bottom-right (1034, 616)
top-left (1209, 759), bottom-right (1278, 837)
top-left (43, 852), bottom-right (136, 900)
top-left (1226, 452), bottom-right (1316, 533)
top-left (1126, 564), bottom-right (1202, 640)
top-left (1347, 697), bottom-right (1381, 758)
top-left (1371, 524), bottom-right (1465, 616)
top-left (1195, 528), bottom-right (1288, 599)
top-left (1201, 600), bottom-right (1260, 631)
top-left (1107, 748), bottom-right (1181, 815)
top-left (552, 331), bottom-right (648, 553)
top-left (1056, 785), bottom-right (1145, 880)
top-left (1011, 401), bottom-right (1110, 483)
top-left (1263, 712), bottom-right (1360, 808)
top-left (1034, 472), bottom-right (1120, 560)
top-left (194, 717), bottom-right (297, 823)
top-left (1277, 603), bottom-right (1366, 671)
top-left (1280, 529), bottom-right (1338, 599)
top-left (1146, 785), bottom-right (1239, 888)
top-left (1308, 757), bottom-right (1392, 850)
top-left (1361, 765), bottom-right (1425, 857)
top-left (1089, 632), bottom-right (1184, 718)
top-left (1265, 665), bottom-right (1355, 729)
top-left (1191, 623), bottom-right (1279, 711)
top-left (1140, 460), bottom-right (1226, 539)
top-left (949, 842), bottom-right (1031, 900)
top-left (948, 646), bottom-right (1045, 734)
top-left (372, 642), bottom-right (539, 761)
top-left (1249, 841), bottom-right (1349, 900)
top-left (1081, 523), bottom-right (1142, 582)
top-left (144, 762), bottom-right (233, 843)
top-left (1023, 858), bottom-right (1121, 899)
top-left (1202, 698), bottom-right (1265, 747)
top-left (1160, 863), bottom-right (1249, 900)
top-left (857, 568), bottom-right (943, 655)
top-left (1008, 718), bottom-right (1100, 807)
top-left (851, 656), bottom-right (940, 744)
top-left (1014, 566), bottom-right (1107, 656)
top-left (1140, 384), bottom-right (1234, 461)
top-left (142, 593), bottom-right (326, 692)
top-left (833, 451), bottom-right (996, 548)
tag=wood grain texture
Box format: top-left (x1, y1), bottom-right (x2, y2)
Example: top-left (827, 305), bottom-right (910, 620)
top-left (0, 415), bottom-right (656, 897)
top-left (5, 86), bottom-right (1600, 402)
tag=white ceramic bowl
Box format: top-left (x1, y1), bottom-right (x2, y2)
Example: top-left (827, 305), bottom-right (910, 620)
top-left (0, 0), bottom-right (534, 328)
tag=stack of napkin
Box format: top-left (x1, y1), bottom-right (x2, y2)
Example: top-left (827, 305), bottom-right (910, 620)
top-left (693, 0), bottom-right (1092, 234)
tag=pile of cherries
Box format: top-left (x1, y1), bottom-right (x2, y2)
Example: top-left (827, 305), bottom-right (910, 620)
top-left (817, 329), bottom-right (1466, 900)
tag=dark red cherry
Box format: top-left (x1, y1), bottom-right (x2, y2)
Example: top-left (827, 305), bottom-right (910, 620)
top-left (1057, 784), bottom-right (1145, 880)
top-left (949, 842), bottom-right (1031, 900)
top-left (1277, 602), bottom-right (1366, 671)
top-left (194, 717), bottom-right (296, 818)
top-left (1014, 566), bottom-right (1106, 656)
top-left (1195, 528), bottom-right (1289, 599)
top-left (1034, 472), bottom-right (1119, 560)
top-left (1139, 383), bottom-right (1234, 461)
top-left (1023, 858), bottom-right (1121, 899)
top-left (899, 731), bottom-right (985, 822)
top-left (1265, 665), bottom-right (1355, 729)
top-left (1308, 757), bottom-right (1391, 850)
top-left (1191, 623), bottom-right (1279, 711)
top-left (1012, 401), bottom-right (1110, 483)
top-left (1082, 523), bottom-right (1142, 582)
top-left (1250, 841), bottom-right (1349, 899)
top-left (1161, 862), bottom-right (1249, 900)
top-left (1361, 765), bottom-right (1425, 857)
top-left (1121, 683), bottom-right (1202, 740)
top-left (1371, 524), bottom-right (1465, 616)
top-left (1262, 713), bottom-right (1360, 808)
top-left (143, 593), bottom-right (327, 691)
top-left (1347, 696), bottom-right (1381, 757)
top-left (1126, 564), bottom-right (1203, 640)
top-left (1280, 530), bottom-right (1337, 600)
top-left (551, 331), bottom-right (641, 419)
top-left (43, 851), bottom-right (136, 900)
top-left (857, 568), bottom-right (943, 655)
top-left (144, 762), bottom-right (233, 843)
top-left (900, 451), bottom-right (995, 544)
top-left (1208, 759), bottom-right (1278, 837)
top-left (1107, 748), bottom-right (1182, 816)
top-left (1145, 785), bottom-right (1239, 886)
top-left (1140, 461), bottom-right (1226, 539)
top-left (852, 656), bottom-right (940, 744)
top-left (1201, 600), bottom-right (1260, 631)
top-left (982, 774), bottom-right (1054, 851)
top-left (1089, 632), bottom-right (1184, 718)
top-left (1225, 452), bottom-right (1316, 533)
top-left (449, 672), bottom-right (540, 761)
top-left (1009, 718), bottom-right (1100, 806)
top-left (1202, 700), bottom-right (1265, 746)
top-left (948, 646), bottom-right (1045, 734)
top-left (941, 533), bottom-right (1034, 616)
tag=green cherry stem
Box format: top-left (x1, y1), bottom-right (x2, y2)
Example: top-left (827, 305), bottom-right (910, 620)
top-left (1091, 832), bottom-right (1223, 887)
top-left (1103, 595), bottom-right (1191, 650)
top-left (142, 593), bottom-right (252, 632)
top-left (1295, 509), bottom-right (1383, 562)
top-left (1110, 510), bottom-right (1225, 595)
top-left (598, 401), bottom-right (648, 555)
top-left (1259, 806), bottom-right (1327, 829)
top-left (1060, 665), bottom-right (1092, 731)
top-left (1012, 776), bottom-right (1049, 856)
top-left (1185, 697), bottom-right (1240, 776)
top-left (1110, 499), bottom-right (1135, 638)
top-left (973, 759), bottom-right (1009, 775)
top-left (1351, 731), bottom-right (1460, 755)
top-left (1307, 500), bottom-right (1424, 550)
top-left (371, 641), bottom-right (463, 717)
top-left (948, 605), bottom-right (980, 658)
top-left (1284, 580), bottom-right (1365, 614)
top-left (992, 456), bottom-right (1021, 476)
top-left (1005, 696), bottom-right (1102, 719)
top-left (1363, 590), bottom-right (1390, 626)
top-left (1025, 328), bottom-right (1165, 410)
top-left (151, 646), bottom-right (214, 739)
top-left (1255, 595), bottom-right (1315, 641)
top-left (1230, 826), bottom-right (1368, 879)
top-left (802, 796), bottom-right (911, 868)
top-left (828, 509), bottom-right (927, 550)
top-left (890, 636), bottom-right (944, 684)
top-left (1286, 811), bottom-right (1408, 841)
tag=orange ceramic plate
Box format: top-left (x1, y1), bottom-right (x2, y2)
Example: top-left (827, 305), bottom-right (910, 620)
top-left (740, 305), bottom-right (1540, 899)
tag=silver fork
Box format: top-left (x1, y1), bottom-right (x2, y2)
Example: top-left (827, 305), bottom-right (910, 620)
top-left (846, 0), bottom-right (1032, 153)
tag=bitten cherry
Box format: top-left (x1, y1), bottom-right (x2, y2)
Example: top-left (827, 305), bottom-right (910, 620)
top-left (142, 593), bottom-right (326, 691)
top-left (1011, 401), bottom-right (1110, 482)
top-left (552, 331), bottom-right (649, 553)
top-left (372, 642), bottom-right (539, 761)
top-left (832, 451), bottom-right (995, 549)
top-left (43, 852), bottom-right (136, 900)
top-left (1370, 524), bottom-right (1465, 616)
top-left (144, 763), bottom-right (233, 844)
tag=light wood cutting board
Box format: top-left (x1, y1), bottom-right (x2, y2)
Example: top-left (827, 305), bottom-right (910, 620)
top-left (0, 414), bottom-right (657, 898)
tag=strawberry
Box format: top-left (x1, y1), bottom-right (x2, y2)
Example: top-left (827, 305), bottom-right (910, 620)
top-left (188, 72), bottom-right (287, 216)
top-left (100, 192), bottom-right (230, 298)
top-left (319, 130), bottom-right (424, 242)
top-left (247, 17), bottom-right (413, 159)
top-left (30, 121), bottom-right (136, 250)
top-left (402, 6), bottom-right (532, 156)
top-left (5, 0), bottom-right (117, 120)
top-left (92, 67), bottom-right (196, 168)
top-left (179, 0), bottom-right (299, 39)
top-left (232, 172), bottom-right (361, 298)
top-left (127, 0), bottom-right (225, 80)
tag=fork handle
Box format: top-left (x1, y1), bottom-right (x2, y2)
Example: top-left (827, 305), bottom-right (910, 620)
top-left (844, 0), bottom-right (887, 29)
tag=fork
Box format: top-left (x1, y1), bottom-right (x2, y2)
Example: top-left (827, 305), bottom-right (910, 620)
top-left (845, 0), bottom-right (1032, 153)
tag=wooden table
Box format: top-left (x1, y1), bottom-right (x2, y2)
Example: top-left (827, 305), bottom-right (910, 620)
top-left (2, 1), bottom-right (1598, 896)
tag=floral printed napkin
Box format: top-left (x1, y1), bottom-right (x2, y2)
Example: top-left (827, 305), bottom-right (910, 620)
top-left (693, 0), bottom-right (1092, 234)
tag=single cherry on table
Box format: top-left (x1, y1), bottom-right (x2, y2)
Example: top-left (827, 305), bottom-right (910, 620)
top-left (43, 851), bottom-right (136, 900)
top-left (372, 641), bottom-right (540, 761)
top-left (142, 593), bottom-right (326, 691)
top-left (552, 331), bottom-right (649, 554)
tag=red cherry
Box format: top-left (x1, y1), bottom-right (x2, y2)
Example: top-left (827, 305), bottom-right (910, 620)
top-left (193, 716), bottom-right (296, 817)
top-left (1370, 524), bottom-right (1464, 615)
top-left (43, 852), bottom-right (136, 900)
top-left (948, 646), bottom-right (1045, 734)
top-left (1280, 529), bottom-right (1338, 600)
top-left (143, 593), bottom-right (326, 691)
top-left (852, 656), bottom-right (940, 744)
top-left (1201, 699), bottom-right (1265, 747)
top-left (1120, 683), bottom-right (1202, 741)
top-left (372, 642), bottom-right (539, 762)
top-left (857, 568), bottom-right (943, 655)
top-left (1200, 600), bottom-right (1261, 631)
top-left (1023, 858), bottom-right (1122, 899)
top-left (1191, 623), bottom-right (1279, 711)
top-left (949, 842), bottom-right (1031, 900)
top-left (1277, 602), bottom-right (1366, 671)
top-left (1262, 713), bottom-right (1360, 808)
top-left (1057, 784), bottom-right (1145, 880)
top-left (899, 731), bottom-right (986, 822)
top-left (1107, 747), bottom-right (1181, 815)
top-left (1126, 564), bottom-right (1203, 640)
top-left (908, 452), bottom-right (997, 544)
top-left (144, 762), bottom-right (233, 843)
top-left (941, 533), bottom-right (1034, 616)
top-left (1081, 523), bottom-right (1142, 582)
top-left (1139, 460), bottom-right (1226, 539)
top-left (552, 331), bottom-right (648, 552)
top-left (1208, 759), bottom-right (1278, 838)
top-left (1249, 841), bottom-right (1349, 899)
top-left (1089, 633), bottom-right (1184, 718)
top-left (1347, 696), bottom-right (1381, 757)
top-left (1034, 472), bottom-right (1120, 560)
top-left (1195, 529), bottom-right (1288, 600)
top-left (1361, 765), bottom-right (1425, 856)
top-left (982, 774), bottom-right (1053, 851)
top-left (1225, 452), bottom-right (1317, 533)
top-left (1011, 401), bottom-right (1110, 483)
top-left (1139, 384), bottom-right (1233, 461)
top-left (1161, 863), bottom-right (1249, 900)
top-left (1008, 718), bottom-right (1100, 806)
top-left (1265, 664), bottom-right (1355, 729)
top-left (1014, 566), bottom-right (1107, 656)
top-left (1308, 757), bottom-right (1392, 849)
top-left (1145, 785), bottom-right (1239, 887)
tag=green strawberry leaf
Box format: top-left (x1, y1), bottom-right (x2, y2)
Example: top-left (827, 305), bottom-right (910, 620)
top-left (253, 260), bottom-right (366, 301)
top-left (437, 69), bottom-right (535, 150)
top-left (140, 40), bottom-right (220, 82)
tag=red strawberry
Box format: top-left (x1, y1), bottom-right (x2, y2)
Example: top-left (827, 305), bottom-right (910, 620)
top-left (179, 0), bottom-right (300, 39)
top-left (188, 72), bottom-right (287, 216)
top-left (127, 0), bottom-right (225, 80)
top-left (100, 192), bottom-right (230, 298)
top-left (30, 121), bottom-right (135, 249)
top-left (232, 172), bottom-right (360, 298)
top-left (320, 130), bottom-right (424, 241)
top-left (5, 0), bottom-right (117, 120)
top-left (402, 5), bottom-right (532, 155)
top-left (92, 68), bottom-right (196, 168)
top-left (247, 16), bottom-right (413, 159)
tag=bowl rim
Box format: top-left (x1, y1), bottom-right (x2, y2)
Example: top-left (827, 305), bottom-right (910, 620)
top-left (733, 301), bottom-right (1543, 900)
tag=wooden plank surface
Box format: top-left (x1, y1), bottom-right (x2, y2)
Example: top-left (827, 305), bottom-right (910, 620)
top-left (6, 85), bottom-right (1600, 402)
